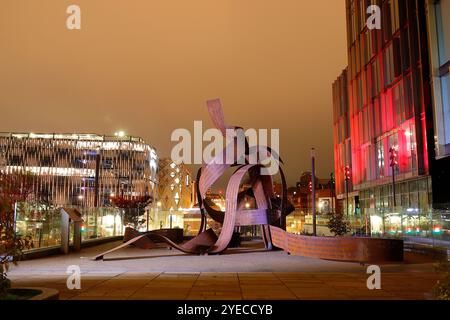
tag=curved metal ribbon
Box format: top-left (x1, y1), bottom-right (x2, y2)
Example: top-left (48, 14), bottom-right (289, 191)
top-left (93, 99), bottom-right (293, 260)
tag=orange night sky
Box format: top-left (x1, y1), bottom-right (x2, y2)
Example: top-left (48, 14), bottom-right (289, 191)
top-left (0, 0), bottom-right (348, 186)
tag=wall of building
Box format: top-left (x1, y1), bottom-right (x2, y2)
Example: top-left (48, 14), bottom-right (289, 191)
top-left (153, 158), bottom-right (195, 231)
top-left (428, 0), bottom-right (450, 159)
top-left (345, 0), bottom-right (431, 191)
top-left (0, 133), bottom-right (158, 207)
top-left (0, 132), bottom-right (158, 249)
top-left (333, 0), bottom-right (450, 241)
top-left (426, 0), bottom-right (450, 208)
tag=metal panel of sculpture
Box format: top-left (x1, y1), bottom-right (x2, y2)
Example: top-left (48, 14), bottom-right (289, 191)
top-left (93, 99), bottom-right (292, 260)
top-left (92, 99), bottom-right (403, 263)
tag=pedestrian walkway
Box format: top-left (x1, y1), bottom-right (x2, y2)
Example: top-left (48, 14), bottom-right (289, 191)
top-left (10, 271), bottom-right (444, 300)
top-left (8, 241), bottom-right (446, 300)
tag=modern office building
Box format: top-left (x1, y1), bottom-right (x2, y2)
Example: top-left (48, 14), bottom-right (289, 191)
top-left (427, 0), bottom-right (450, 160)
top-left (0, 132), bottom-right (158, 247)
top-left (426, 0), bottom-right (450, 207)
top-left (332, 0), bottom-right (450, 241)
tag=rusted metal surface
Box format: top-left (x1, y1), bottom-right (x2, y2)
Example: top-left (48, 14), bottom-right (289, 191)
top-left (92, 228), bottom-right (218, 260)
top-left (123, 227), bottom-right (184, 248)
top-left (123, 227), bottom-right (156, 249)
top-left (209, 164), bottom-right (269, 254)
top-left (92, 99), bottom-right (403, 263)
top-left (93, 99), bottom-right (291, 260)
top-left (270, 226), bottom-right (404, 263)
top-left (92, 233), bottom-right (155, 261)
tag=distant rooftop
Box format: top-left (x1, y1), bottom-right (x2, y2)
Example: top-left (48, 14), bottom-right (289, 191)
top-left (0, 132), bottom-right (156, 151)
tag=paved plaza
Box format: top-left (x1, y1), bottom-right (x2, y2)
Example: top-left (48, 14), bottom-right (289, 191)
top-left (8, 241), bottom-right (446, 300)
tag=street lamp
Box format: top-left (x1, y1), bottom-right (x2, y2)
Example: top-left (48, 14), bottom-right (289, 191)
top-left (344, 165), bottom-right (351, 219)
top-left (311, 148), bottom-right (317, 236)
top-left (389, 147), bottom-right (398, 209)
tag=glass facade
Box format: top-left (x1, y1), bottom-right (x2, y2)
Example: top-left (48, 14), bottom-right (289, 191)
top-left (15, 206), bottom-right (62, 249)
top-left (0, 132), bottom-right (158, 250)
top-left (333, 0), bottom-right (450, 241)
top-left (333, 69), bottom-right (353, 196)
top-left (345, 0), bottom-right (429, 188)
top-left (357, 176), bottom-right (449, 240)
top-left (14, 206), bottom-right (124, 249)
top-left (427, 0), bottom-right (450, 158)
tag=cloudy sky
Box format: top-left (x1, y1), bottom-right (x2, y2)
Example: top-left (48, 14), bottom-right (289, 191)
top-left (0, 0), bottom-right (347, 187)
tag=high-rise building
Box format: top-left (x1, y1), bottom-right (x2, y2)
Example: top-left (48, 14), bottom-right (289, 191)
top-left (426, 0), bottom-right (450, 206)
top-left (332, 0), bottom-right (450, 241)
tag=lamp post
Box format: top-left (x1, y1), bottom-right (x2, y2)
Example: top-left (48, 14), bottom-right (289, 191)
top-left (344, 166), bottom-right (351, 219)
top-left (93, 150), bottom-right (100, 238)
top-left (389, 147), bottom-right (398, 209)
top-left (330, 172), bottom-right (335, 213)
top-left (389, 147), bottom-right (399, 233)
top-left (311, 148), bottom-right (317, 237)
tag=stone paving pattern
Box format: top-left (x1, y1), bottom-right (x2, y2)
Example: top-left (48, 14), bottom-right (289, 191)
top-left (8, 241), bottom-right (446, 300)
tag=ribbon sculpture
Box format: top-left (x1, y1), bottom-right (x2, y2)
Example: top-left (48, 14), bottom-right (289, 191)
top-left (93, 99), bottom-right (293, 260)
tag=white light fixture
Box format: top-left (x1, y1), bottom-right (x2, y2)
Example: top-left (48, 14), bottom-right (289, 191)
top-left (115, 131), bottom-right (126, 137)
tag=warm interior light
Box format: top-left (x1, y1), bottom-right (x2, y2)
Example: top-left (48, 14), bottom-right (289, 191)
top-left (115, 131), bottom-right (125, 137)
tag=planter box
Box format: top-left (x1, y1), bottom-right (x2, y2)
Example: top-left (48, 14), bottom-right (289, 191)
top-left (7, 287), bottom-right (59, 300)
top-left (270, 226), bottom-right (404, 263)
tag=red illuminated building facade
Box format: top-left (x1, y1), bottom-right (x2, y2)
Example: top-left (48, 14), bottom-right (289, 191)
top-left (333, 0), bottom-right (450, 240)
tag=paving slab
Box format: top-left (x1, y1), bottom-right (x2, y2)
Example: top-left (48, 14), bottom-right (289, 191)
top-left (7, 240), bottom-right (445, 300)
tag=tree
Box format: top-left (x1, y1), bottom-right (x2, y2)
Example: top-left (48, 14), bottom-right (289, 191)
top-left (327, 212), bottom-right (351, 236)
top-left (0, 172), bottom-right (35, 298)
top-left (110, 195), bottom-right (152, 229)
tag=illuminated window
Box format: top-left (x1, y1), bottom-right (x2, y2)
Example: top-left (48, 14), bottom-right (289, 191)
top-left (376, 140), bottom-right (385, 179)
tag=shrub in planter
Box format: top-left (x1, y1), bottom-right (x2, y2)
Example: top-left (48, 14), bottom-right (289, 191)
top-left (111, 195), bottom-right (152, 230)
top-left (0, 172), bottom-right (34, 300)
top-left (327, 212), bottom-right (351, 236)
